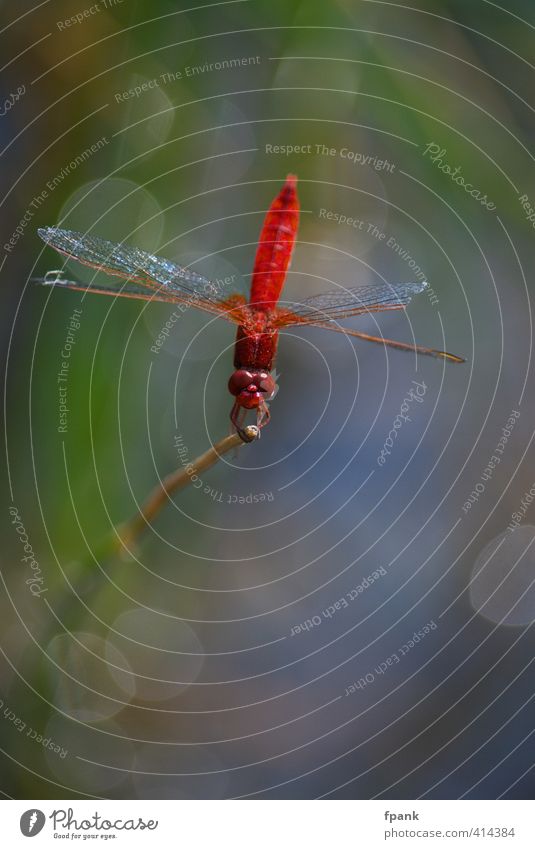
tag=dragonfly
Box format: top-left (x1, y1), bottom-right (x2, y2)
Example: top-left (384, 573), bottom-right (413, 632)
top-left (37, 174), bottom-right (464, 435)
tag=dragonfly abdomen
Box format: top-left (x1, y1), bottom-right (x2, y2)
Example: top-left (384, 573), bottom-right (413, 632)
top-left (249, 175), bottom-right (300, 310)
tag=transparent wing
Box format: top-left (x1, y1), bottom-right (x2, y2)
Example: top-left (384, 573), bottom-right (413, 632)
top-left (37, 227), bottom-right (247, 322)
top-left (272, 279), bottom-right (464, 362)
top-left (33, 271), bottom-right (195, 305)
top-left (274, 280), bottom-right (428, 326)
top-left (297, 321), bottom-right (465, 363)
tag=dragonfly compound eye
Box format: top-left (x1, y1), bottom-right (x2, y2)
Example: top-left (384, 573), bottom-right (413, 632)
top-left (228, 369), bottom-right (255, 396)
top-left (257, 372), bottom-right (276, 399)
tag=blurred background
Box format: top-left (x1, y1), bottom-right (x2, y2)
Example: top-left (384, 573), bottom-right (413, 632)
top-left (1, 0), bottom-right (534, 799)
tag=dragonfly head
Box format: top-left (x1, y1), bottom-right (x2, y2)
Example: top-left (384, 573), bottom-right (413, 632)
top-left (228, 369), bottom-right (276, 410)
top-left (229, 369), bottom-right (277, 433)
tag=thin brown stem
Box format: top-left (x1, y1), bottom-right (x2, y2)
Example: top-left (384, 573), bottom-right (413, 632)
top-left (113, 425), bottom-right (259, 556)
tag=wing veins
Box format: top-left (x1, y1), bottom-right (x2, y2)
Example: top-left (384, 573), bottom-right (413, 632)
top-left (284, 320), bottom-right (465, 362)
top-left (38, 227), bottom-right (246, 323)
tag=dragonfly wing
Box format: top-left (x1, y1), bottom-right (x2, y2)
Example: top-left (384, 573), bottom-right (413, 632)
top-left (37, 227), bottom-right (246, 322)
top-left (34, 272), bottom-right (191, 305)
top-left (273, 280), bottom-right (464, 363)
top-left (294, 320), bottom-right (465, 363)
top-left (274, 280), bottom-right (428, 325)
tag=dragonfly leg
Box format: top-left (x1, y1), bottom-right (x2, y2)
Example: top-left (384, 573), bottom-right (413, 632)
top-left (231, 399), bottom-right (271, 437)
top-left (230, 401), bottom-right (249, 440)
top-left (256, 400), bottom-right (270, 430)
top-left (230, 401), bottom-right (240, 431)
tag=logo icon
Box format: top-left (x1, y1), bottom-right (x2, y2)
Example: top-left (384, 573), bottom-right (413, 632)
top-left (20, 810), bottom-right (46, 837)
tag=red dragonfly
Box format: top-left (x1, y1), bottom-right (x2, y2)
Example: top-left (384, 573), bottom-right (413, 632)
top-left (38, 175), bottom-right (464, 434)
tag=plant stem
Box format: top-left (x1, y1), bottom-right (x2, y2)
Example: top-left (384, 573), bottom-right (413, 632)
top-left (113, 425), bottom-right (259, 555)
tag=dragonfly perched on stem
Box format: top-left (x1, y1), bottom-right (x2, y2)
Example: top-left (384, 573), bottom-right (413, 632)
top-left (37, 175), bottom-right (464, 436)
